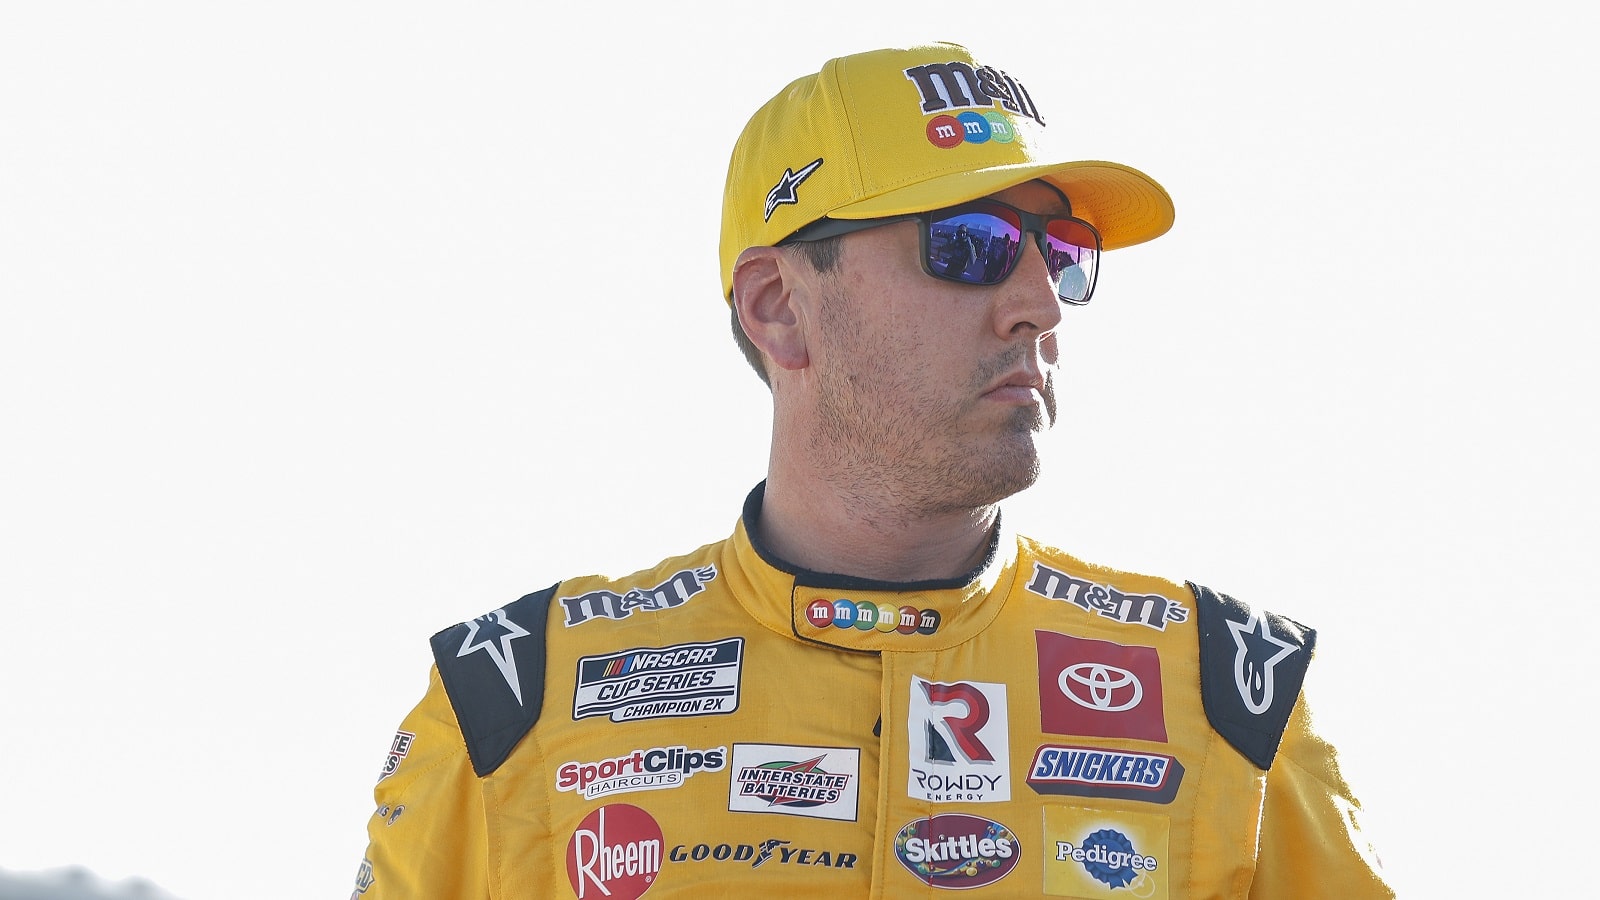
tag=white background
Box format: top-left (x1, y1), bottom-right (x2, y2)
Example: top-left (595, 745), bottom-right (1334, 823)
top-left (2, 2), bottom-right (1595, 898)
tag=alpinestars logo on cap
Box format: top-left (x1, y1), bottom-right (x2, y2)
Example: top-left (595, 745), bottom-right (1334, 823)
top-left (764, 158), bottom-right (823, 222)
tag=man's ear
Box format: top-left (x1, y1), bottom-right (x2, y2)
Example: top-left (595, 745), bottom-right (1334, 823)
top-left (731, 246), bottom-right (810, 372)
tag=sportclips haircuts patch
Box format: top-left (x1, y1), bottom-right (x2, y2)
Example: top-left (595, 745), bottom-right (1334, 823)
top-left (557, 745), bottom-right (727, 801)
top-left (573, 638), bottom-right (743, 723)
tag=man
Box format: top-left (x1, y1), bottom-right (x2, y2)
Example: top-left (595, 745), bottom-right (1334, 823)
top-left (353, 42), bottom-right (1394, 899)
top-left (942, 222), bottom-right (980, 278)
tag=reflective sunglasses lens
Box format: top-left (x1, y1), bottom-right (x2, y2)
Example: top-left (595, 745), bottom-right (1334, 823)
top-left (1045, 220), bottom-right (1099, 304)
top-left (926, 207), bottom-right (1022, 285)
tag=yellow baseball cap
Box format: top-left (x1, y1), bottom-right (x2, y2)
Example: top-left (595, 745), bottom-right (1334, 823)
top-left (719, 41), bottom-right (1176, 302)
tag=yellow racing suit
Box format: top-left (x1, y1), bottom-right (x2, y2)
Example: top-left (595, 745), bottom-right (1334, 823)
top-left (354, 484), bottom-right (1393, 898)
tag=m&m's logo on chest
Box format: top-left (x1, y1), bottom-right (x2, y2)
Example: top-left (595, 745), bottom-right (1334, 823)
top-left (805, 598), bottom-right (941, 636)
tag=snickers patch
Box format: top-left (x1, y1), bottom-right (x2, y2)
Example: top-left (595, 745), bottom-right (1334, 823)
top-left (1026, 744), bottom-right (1184, 804)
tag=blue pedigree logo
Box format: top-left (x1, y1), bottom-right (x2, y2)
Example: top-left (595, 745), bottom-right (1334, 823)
top-left (1055, 828), bottom-right (1159, 890)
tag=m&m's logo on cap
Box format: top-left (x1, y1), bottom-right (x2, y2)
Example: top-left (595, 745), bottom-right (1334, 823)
top-left (902, 59), bottom-right (1044, 150)
top-left (926, 112), bottom-right (1016, 149)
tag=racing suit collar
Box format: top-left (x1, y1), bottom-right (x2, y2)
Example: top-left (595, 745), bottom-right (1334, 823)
top-left (728, 481), bottom-right (1017, 652)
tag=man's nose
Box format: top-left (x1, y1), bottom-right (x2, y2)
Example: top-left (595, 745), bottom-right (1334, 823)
top-left (992, 235), bottom-right (1064, 338)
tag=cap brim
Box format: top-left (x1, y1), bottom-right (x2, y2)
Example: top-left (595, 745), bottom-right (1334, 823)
top-left (825, 160), bottom-right (1174, 251)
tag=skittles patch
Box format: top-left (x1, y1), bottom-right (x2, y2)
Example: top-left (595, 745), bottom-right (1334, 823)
top-left (894, 813), bottom-right (1020, 890)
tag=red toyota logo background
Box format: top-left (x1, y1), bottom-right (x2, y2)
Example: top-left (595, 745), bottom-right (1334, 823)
top-left (1036, 630), bottom-right (1167, 742)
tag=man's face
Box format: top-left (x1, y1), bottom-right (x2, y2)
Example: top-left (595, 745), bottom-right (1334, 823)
top-left (805, 180), bottom-right (1067, 514)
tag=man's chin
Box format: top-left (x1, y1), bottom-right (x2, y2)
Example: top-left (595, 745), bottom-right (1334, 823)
top-left (955, 435), bottom-right (1044, 508)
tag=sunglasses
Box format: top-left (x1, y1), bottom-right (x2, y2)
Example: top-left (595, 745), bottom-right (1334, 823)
top-left (779, 198), bottom-right (1101, 305)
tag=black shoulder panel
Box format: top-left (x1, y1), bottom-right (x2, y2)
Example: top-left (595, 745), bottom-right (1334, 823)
top-left (430, 584), bottom-right (558, 778)
top-left (1189, 582), bottom-right (1316, 770)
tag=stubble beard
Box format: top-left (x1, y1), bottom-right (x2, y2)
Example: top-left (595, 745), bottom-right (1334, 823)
top-left (809, 292), bottom-right (1056, 521)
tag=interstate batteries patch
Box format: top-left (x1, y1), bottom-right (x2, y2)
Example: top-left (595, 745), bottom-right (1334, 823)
top-left (727, 743), bottom-right (862, 822)
top-left (573, 638), bottom-right (744, 722)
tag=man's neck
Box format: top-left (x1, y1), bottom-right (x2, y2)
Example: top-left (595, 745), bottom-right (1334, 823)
top-left (754, 475), bottom-right (1000, 582)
